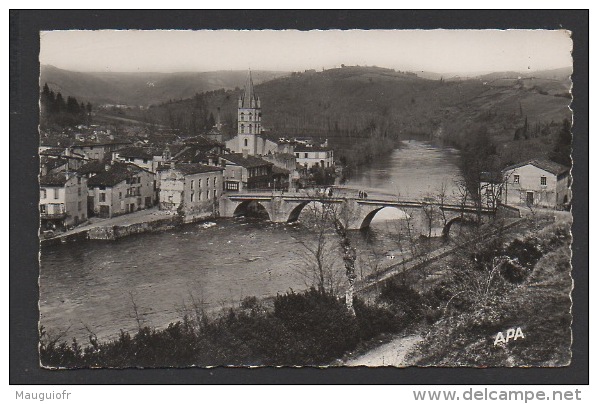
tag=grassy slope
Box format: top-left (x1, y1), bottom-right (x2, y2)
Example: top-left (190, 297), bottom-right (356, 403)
top-left (409, 221), bottom-right (572, 367)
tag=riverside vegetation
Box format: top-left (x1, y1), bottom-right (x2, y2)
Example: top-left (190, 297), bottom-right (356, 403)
top-left (40, 217), bottom-right (571, 367)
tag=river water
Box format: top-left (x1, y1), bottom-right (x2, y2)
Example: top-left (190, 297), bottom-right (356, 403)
top-left (39, 140), bottom-right (462, 343)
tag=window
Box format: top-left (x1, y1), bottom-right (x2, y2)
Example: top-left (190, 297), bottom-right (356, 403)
top-left (119, 192), bottom-right (122, 199)
top-left (513, 175), bottom-right (520, 184)
top-left (213, 189), bottom-right (217, 199)
top-left (99, 193), bottom-right (106, 202)
top-left (540, 176), bottom-right (547, 186)
top-left (191, 192), bottom-right (195, 202)
top-left (190, 179), bottom-right (194, 190)
top-left (40, 204), bottom-right (46, 214)
top-left (295, 153), bottom-right (300, 158)
top-left (78, 201), bottom-right (82, 211)
top-left (304, 153), bottom-right (308, 158)
top-left (206, 191), bottom-right (210, 200)
top-left (53, 188), bottom-right (59, 199)
top-left (213, 177), bottom-right (217, 187)
top-left (40, 189), bottom-right (46, 199)
top-left (244, 138), bottom-right (248, 147)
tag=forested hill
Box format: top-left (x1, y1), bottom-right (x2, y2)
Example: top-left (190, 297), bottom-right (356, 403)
top-left (40, 65), bottom-right (290, 106)
top-left (142, 65), bottom-right (571, 165)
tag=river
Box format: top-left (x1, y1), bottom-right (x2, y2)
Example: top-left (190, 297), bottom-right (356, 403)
top-left (39, 140), bottom-right (462, 343)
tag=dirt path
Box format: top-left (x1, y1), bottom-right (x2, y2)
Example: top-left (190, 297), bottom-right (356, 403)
top-left (345, 334), bottom-right (423, 367)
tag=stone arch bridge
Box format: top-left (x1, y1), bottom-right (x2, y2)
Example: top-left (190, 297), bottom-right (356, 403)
top-left (219, 191), bottom-right (499, 236)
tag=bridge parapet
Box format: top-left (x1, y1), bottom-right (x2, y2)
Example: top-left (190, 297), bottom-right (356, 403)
top-left (219, 192), bottom-right (496, 235)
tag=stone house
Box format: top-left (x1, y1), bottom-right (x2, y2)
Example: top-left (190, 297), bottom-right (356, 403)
top-left (39, 172), bottom-right (88, 230)
top-left (87, 162), bottom-right (156, 218)
top-left (501, 158), bottom-right (571, 209)
top-left (219, 152), bottom-right (274, 192)
top-left (294, 145), bottom-right (334, 169)
top-left (158, 163), bottom-right (224, 221)
top-left (70, 140), bottom-right (132, 161)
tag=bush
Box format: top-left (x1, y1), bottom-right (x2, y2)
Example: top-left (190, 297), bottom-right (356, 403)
top-left (41, 288), bottom-right (417, 368)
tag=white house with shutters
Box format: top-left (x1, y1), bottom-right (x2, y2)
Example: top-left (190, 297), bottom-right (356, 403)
top-left (501, 158), bottom-right (571, 209)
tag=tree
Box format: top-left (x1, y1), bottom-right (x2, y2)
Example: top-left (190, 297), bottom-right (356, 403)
top-left (550, 118), bottom-right (572, 167)
top-left (295, 201), bottom-right (341, 295)
top-left (208, 112), bottom-right (216, 128)
top-left (295, 191), bottom-right (359, 315)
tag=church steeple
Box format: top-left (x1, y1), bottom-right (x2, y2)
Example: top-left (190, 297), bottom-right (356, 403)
top-left (237, 69), bottom-right (262, 155)
top-left (238, 70), bottom-right (260, 109)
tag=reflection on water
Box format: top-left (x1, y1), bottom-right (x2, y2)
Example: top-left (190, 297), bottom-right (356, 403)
top-left (39, 140), bottom-right (463, 342)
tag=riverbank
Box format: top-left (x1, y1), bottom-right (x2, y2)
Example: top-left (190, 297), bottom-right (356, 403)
top-left (41, 207), bottom-right (220, 245)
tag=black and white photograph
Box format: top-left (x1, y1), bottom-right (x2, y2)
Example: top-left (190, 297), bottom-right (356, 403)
top-left (36, 28), bottom-right (574, 368)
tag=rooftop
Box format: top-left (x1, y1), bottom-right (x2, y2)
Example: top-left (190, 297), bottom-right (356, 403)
top-left (39, 172), bottom-right (69, 186)
top-left (220, 153), bottom-right (273, 168)
top-left (295, 144), bottom-right (333, 152)
top-left (159, 163), bottom-right (223, 176)
top-left (117, 147), bottom-right (158, 160)
top-left (503, 158), bottom-right (569, 176)
top-left (87, 162), bottom-right (149, 187)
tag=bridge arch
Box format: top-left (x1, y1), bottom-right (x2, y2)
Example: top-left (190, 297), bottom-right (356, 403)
top-left (286, 201), bottom-right (311, 223)
top-left (359, 206), bottom-right (410, 230)
top-left (232, 200), bottom-right (271, 220)
top-left (442, 214), bottom-right (479, 238)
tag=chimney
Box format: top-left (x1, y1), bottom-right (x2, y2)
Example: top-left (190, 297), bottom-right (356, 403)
top-left (242, 149), bottom-right (248, 159)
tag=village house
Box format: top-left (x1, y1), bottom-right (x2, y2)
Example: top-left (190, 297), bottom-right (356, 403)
top-left (39, 172), bottom-right (88, 231)
top-left (39, 148), bottom-right (88, 176)
top-left (219, 152), bottom-right (274, 192)
top-left (294, 144), bottom-right (335, 169)
top-left (70, 139), bottom-right (132, 161)
top-left (86, 162), bottom-right (156, 218)
top-left (158, 163), bottom-right (224, 221)
top-left (262, 152), bottom-right (296, 188)
top-left (501, 158), bottom-right (571, 209)
top-left (112, 146), bottom-right (166, 173)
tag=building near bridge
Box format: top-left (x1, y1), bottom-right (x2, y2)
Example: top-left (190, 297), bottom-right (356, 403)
top-left (158, 163), bottom-right (224, 221)
top-left (219, 152), bottom-right (274, 192)
top-left (501, 158), bottom-right (571, 209)
top-left (294, 144), bottom-right (334, 169)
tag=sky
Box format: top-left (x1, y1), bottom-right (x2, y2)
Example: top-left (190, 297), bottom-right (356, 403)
top-left (39, 29), bottom-right (573, 74)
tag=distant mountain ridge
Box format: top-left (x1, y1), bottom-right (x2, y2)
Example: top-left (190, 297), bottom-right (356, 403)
top-left (40, 65), bottom-right (290, 106)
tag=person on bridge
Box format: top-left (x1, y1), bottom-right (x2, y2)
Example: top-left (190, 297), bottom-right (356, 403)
top-left (363, 191), bottom-right (368, 199)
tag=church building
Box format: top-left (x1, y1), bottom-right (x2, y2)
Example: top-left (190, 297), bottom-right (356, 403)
top-left (225, 71), bottom-right (295, 158)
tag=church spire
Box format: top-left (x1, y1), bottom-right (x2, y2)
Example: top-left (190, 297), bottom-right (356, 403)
top-left (240, 69), bottom-right (259, 108)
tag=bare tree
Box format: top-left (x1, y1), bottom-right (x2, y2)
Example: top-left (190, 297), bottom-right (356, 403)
top-left (297, 190), bottom-right (359, 315)
top-left (436, 180), bottom-right (449, 227)
top-left (294, 200), bottom-right (342, 295)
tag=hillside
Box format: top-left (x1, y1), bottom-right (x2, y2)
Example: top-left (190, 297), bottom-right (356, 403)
top-left (39, 65), bottom-right (290, 106)
top-left (136, 66), bottom-right (571, 164)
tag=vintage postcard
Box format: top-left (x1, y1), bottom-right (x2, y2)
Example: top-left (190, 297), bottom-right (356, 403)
top-left (37, 29), bottom-right (573, 368)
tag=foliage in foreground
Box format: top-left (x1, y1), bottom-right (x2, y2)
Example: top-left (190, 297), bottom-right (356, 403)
top-left (40, 287), bottom-right (428, 368)
top-left (409, 222), bottom-right (572, 366)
